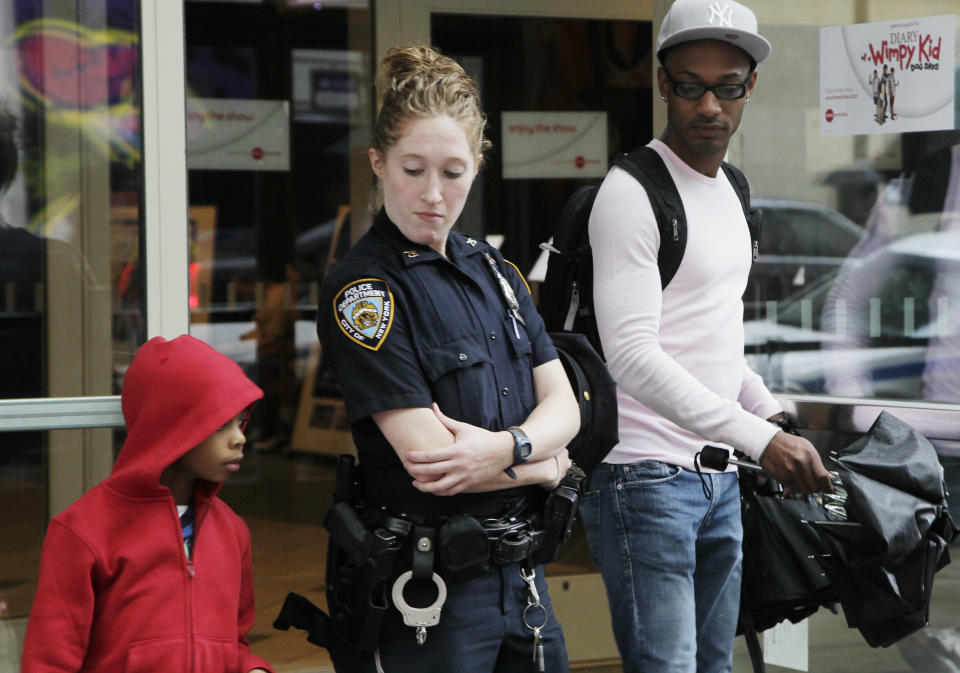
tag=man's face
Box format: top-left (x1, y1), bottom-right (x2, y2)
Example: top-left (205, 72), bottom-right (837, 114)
top-left (658, 39), bottom-right (756, 175)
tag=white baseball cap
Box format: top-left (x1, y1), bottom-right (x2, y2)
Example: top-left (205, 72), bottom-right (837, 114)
top-left (657, 0), bottom-right (771, 65)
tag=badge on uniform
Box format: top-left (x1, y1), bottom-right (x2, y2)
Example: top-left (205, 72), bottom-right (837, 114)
top-left (333, 278), bottom-right (394, 351)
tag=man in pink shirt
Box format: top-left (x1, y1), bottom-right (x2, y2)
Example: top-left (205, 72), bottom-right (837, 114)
top-left (580, 1), bottom-right (833, 672)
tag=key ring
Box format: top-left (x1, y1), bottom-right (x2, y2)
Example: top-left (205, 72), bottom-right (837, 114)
top-left (520, 566), bottom-right (548, 631)
top-left (523, 601), bottom-right (548, 631)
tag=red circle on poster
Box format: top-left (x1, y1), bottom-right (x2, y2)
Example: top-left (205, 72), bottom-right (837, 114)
top-left (575, 155), bottom-right (585, 168)
top-left (251, 147), bottom-right (265, 160)
top-left (825, 109), bottom-right (835, 123)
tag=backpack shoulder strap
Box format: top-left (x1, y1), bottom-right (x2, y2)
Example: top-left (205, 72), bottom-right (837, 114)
top-left (721, 161), bottom-right (761, 262)
top-left (613, 146), bottom-right (686, 289)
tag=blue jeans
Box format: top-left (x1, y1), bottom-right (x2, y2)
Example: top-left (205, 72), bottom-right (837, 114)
top-left (580, 461), bottom-right (743, 673)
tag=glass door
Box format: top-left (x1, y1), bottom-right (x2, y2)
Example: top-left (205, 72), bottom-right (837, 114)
top-left (0, 0), bottom-right (151, 667)
top-left (180, 2), bottom-right (372, 669)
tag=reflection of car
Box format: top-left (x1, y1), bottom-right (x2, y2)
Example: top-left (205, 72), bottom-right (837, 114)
top-left (746, 200), bottom-right (864, 319)
top-left (753, 199), bottom-right (864, 258)
top-left (746, 230), bottom-right (960, 401)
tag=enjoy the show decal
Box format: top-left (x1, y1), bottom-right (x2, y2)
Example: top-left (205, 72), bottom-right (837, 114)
top-left (820, 15), bottom-right (956, 136)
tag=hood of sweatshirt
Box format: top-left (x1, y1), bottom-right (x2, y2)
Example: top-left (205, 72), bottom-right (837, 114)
top-left (108, 335), bottom-right (263, 498)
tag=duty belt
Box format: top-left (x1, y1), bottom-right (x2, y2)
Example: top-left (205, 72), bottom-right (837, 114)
top-left (369, 508), bottom-right (545, 570)
top-left (479, 515), bottom-right (546, 566)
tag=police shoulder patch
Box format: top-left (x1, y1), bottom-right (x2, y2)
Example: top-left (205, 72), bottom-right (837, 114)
top-left (333, 278), bottom-right (395, 351)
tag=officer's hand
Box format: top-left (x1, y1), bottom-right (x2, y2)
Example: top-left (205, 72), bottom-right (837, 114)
top-left (403, 403), bottom-right (513, 496)
top-left (543, 449), bottom-right (571, 490)
top-left (758, 432), bottom-right (834, 494)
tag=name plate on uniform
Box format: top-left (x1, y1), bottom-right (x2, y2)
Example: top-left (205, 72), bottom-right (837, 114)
top-left (501, 111), bottom-right (607, 179)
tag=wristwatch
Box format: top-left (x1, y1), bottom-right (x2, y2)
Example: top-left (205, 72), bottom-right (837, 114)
top-left (504, 426), bottom-right (533, 480)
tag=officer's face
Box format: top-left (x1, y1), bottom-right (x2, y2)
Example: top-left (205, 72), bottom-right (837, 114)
top-left (370, 115), bottom-right (477, 256)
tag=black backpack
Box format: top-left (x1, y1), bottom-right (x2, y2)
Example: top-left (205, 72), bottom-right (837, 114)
top-left (540, 145), bottom-right (761, 357)
top-left (540, 146), bottom-right (762, 475)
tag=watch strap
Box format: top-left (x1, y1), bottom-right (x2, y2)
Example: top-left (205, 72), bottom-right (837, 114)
top-left (507, 426), bottom-right (532, 465)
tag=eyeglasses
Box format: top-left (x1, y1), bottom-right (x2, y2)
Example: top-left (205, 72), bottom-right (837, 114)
top-left (662, 69), bottom-right (752, 101)
top-left (218, 409), bottom-right (252, 432)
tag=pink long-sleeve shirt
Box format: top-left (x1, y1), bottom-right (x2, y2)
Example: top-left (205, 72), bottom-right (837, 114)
top-left (589, 139), bottom-right (781, 472)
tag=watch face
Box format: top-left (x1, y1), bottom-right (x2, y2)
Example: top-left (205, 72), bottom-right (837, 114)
top-left (519, 441), bottom-right (532, 461)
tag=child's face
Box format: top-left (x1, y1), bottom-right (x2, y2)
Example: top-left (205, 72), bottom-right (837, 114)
top-left (177, 410), bottom-right (249, 484)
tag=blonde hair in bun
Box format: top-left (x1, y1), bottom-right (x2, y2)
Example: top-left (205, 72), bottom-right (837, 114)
top-left (372, 45), bottom-right (491, 167)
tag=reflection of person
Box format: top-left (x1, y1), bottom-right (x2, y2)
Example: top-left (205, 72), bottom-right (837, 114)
top-left (21, 335), bottom-right (273, 673)
top-left (0, 101), bottom-right (41, 400)
top-left (823, 141), bottom-right (960, 402)
top-left (0, 99), bottom-right (46, 470)
top-left (582, 1), bottom-right (833, 671)
top-left (888, 67), bottom-right (899, 120)
top-left (242, 262), bottom-right (300, 451)
top-left (317, 46), bottom-right (579, 671)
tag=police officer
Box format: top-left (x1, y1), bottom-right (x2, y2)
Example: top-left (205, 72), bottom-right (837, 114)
top-left (317, 45), bottom-right (580, 672)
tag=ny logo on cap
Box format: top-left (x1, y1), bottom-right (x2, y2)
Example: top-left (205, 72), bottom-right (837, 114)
top-left (707, 1), bottom-right (733, 27)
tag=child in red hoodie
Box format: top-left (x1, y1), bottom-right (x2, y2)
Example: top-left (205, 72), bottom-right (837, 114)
top-left (21, 335), bottom-right (273, 673)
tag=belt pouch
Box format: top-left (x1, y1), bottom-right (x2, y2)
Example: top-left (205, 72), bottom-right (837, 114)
top-left (325, 501), bottom-right (401, 652)
top-left (530, 482), bottom-right (580, 566)
top-left (437, 513), bottom-right (492, 583)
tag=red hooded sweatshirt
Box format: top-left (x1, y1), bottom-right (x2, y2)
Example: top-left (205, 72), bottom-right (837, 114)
top-left (21, 335), bottom-right (273, 673)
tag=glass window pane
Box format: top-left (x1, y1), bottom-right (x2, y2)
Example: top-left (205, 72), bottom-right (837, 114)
top-left (0, 1), bottom-right (144, 667)
top-left (743, 2), bottom-right (960, 408)
top-left (739, 6), bottom-right (960, 665)
top-left (183, 3), bottom-right (370, 668)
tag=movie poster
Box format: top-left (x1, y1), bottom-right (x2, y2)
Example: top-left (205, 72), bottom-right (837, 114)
top-left (820, 15), bottom-right (956, 136)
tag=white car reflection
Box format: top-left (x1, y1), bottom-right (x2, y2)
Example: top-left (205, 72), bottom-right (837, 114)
top-left (746, 230), bottom-right (960, 403)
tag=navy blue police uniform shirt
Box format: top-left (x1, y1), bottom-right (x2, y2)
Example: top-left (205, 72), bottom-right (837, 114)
top-left (318, 208), bottom-right (558, 519)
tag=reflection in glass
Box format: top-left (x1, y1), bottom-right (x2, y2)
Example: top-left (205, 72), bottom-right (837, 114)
top-left (821, 144), bottom-right (960, 404)
top-left (184, 3), bottom-right (368, 456)
top-left (181, 4), bottom-right (369, 668)
top-left (747, 140), bottom-right (960, 405)
top-left (0, 1), bottom-right (144, 669)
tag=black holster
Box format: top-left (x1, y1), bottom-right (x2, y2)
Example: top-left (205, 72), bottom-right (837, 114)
top-left (530, 465), bottom-right (585, 566)
top-left (324, 455), bottom-right (402, 652)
